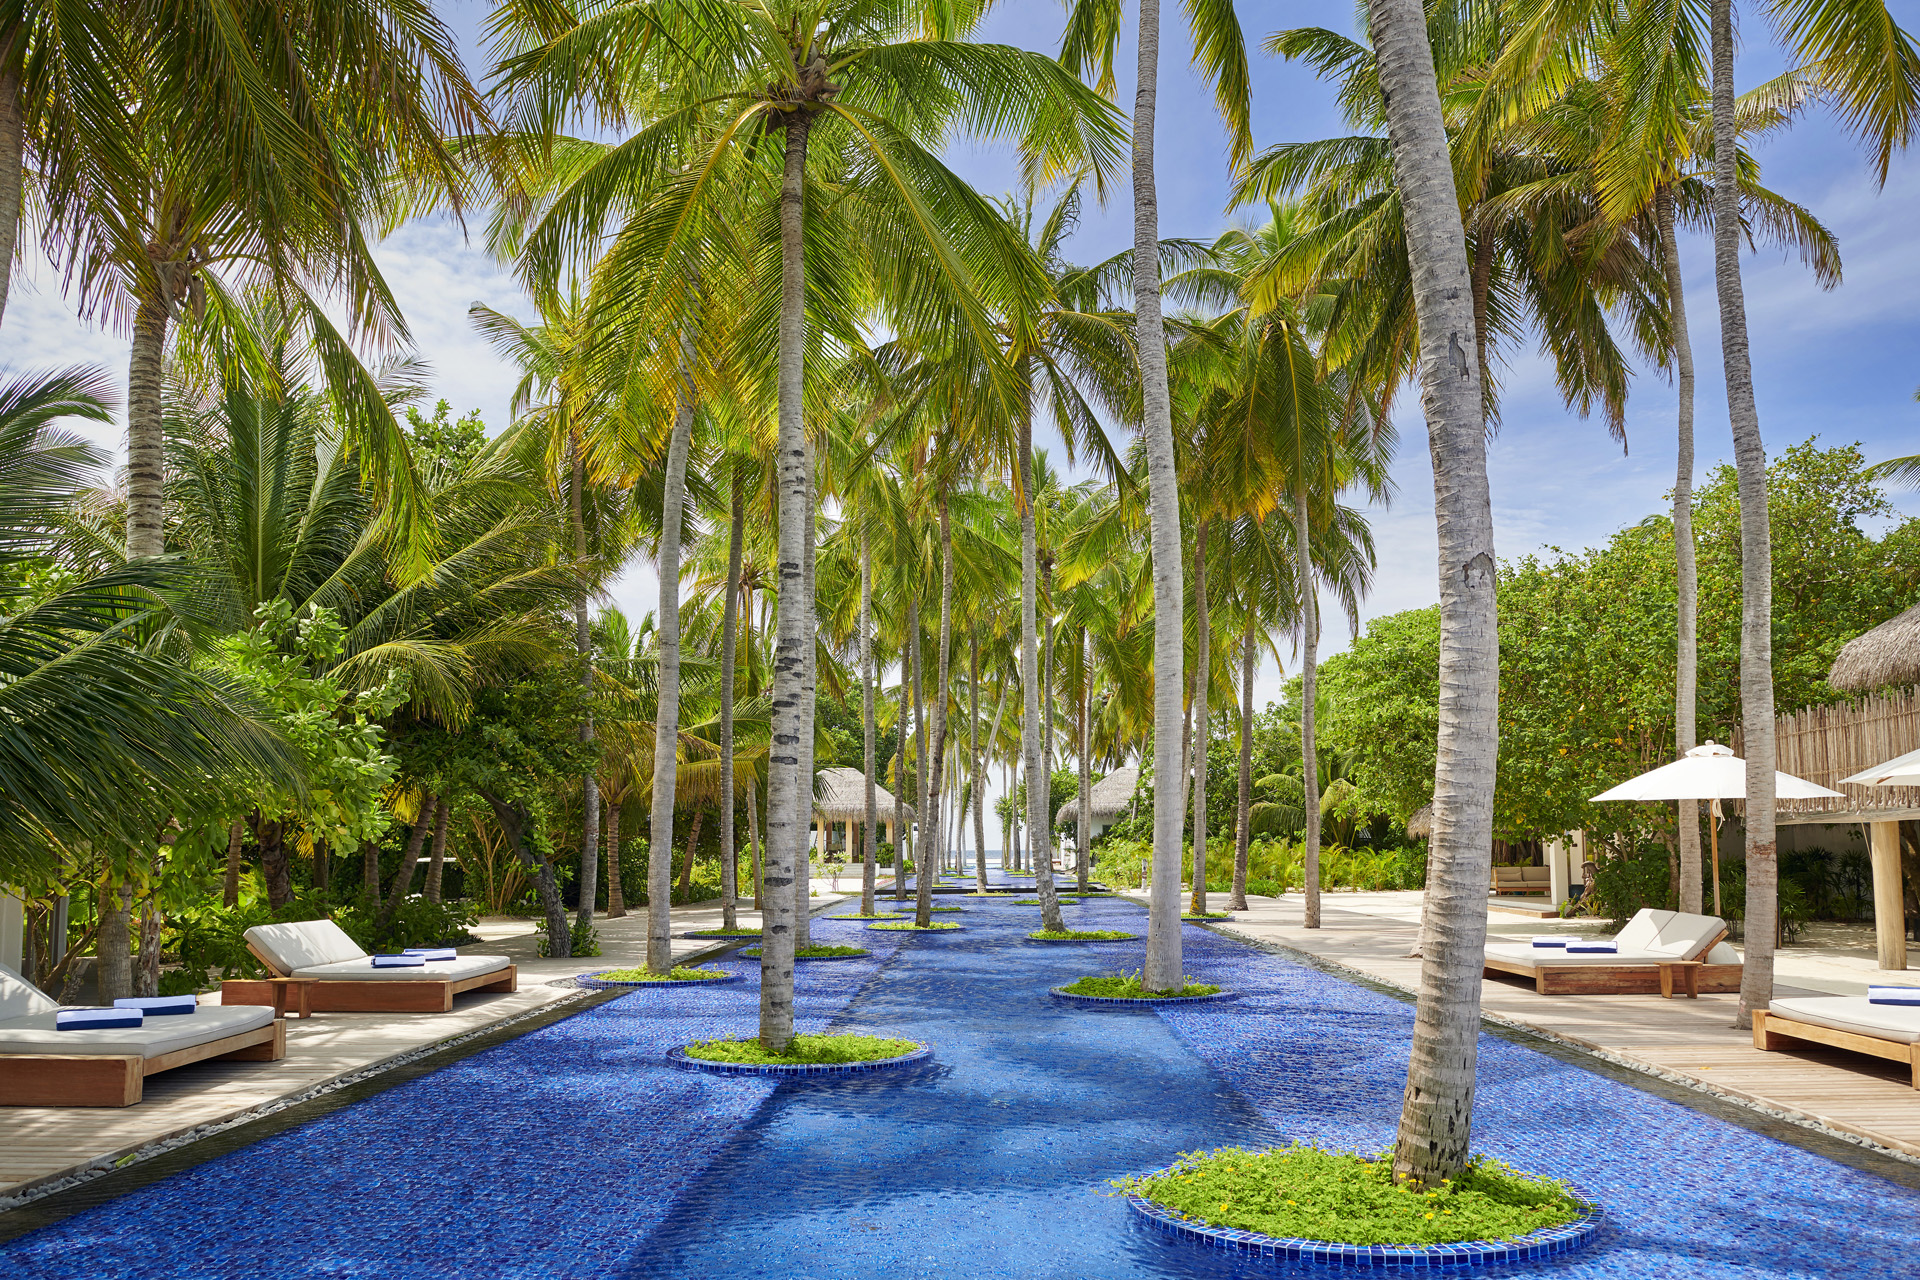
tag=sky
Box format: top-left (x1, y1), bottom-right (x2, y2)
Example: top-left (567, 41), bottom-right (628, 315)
top-left (6, 1), bottom-right (1917, 840)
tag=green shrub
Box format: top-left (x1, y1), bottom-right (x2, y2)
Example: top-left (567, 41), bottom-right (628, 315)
top-left (1117, 1144), bottom-right (1582, 1246)
top-left (540, 919), bottom-right (600, 957)
top-left (682, 1033), bottom-right (917, 1065)
top-left (1060, 969), bottom-right (1219, 999)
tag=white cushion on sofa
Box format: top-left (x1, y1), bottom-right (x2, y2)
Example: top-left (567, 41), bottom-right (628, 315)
top-left (0, 1003), bottom-right (273, 1058)
top-left (0, 964), bottom-right (59, 1020)
top-left (245, 920), bottom-right (368, 974)
top-left (288, 955), bottom-right (510, 982)
top-left (1769, 996), bottom-right (1920, 1045)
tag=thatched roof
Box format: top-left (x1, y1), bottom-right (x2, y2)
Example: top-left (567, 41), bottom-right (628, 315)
top-left (813, 767), bottom-right (912, 823)
top-left (1830, 604), bottom-right (1920, 692)
top-left (1406, 804), bottom-right (1433, 839)
top-left (1057, 766), bottom-right (1140, 825)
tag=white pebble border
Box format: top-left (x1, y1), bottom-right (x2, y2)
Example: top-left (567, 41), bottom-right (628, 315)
top-left (0, 988), bottom-right (597, 1213)
top-left (1219, 925), bottom-right (1920, 1171)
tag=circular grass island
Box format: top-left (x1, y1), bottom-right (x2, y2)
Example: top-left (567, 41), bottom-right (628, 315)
top-left (738, 944), bottom-right (871, 961)
top-left (1050, 972), bottom-right (1231, 1005)
top-left (1181, 912), bottom-right (1235, 922)
top-left (832, 911), bottom-right (906, 920)
top-left (577, 967), bottom-right (740, 989)
top-left (1028, 929), bottom-right (1138, 943)
top-left (680, 927), bottom-right (762, 939)
top-left (1118, 1144), bottom-right (1598, 1270)
top-left (867, 920), bottom-right (964, 932)
top-left (668, 1032), bottom-right (931, 1078)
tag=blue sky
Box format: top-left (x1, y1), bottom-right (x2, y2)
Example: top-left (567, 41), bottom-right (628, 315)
top-left (6, 0), bottom-right (1916, 740)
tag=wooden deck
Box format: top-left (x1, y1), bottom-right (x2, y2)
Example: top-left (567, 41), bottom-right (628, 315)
top-left (0, 892), bottom-right (850, 1204)
top-left (1180, 889), bottom-right (1920, 1161)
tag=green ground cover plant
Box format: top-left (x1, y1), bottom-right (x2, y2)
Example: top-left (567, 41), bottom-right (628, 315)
top-left (832, 911), bottom-right (906, 920)
top-left (690, 927), bottom-right (761, 936)
top-left (1183, 911), bottom-right (1233, 919)
top-left (869, 920), bottom-right (962, 931)
top-left (1060, 971), bottom-right (1221, 999)
top-left (1030, 929), bottom-right (1136, 941)
top-left (740, 945), bottom-right (869, 958)
top-left (594, 967), bottom-right (729, 982)
top-left (1116, 1144), bottom-right (1583, 1246)
top-left (682, 1033), bottom-right (919, 1065)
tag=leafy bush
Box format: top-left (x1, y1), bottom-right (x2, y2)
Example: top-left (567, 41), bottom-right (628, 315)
top-left (540, 919), bottom-right (600, 957)
top-left (1117, 1144), bottom-right (1582, 1246)
top-left (1059, 970), bottom-right (1220, 999)
top-left (682, 1033), bottom-right (917, 1065)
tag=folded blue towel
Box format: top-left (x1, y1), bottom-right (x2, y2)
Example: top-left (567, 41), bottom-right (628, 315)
top-left (401, 948), bottom-right (456, 962)
top-left (57, 1007), bottom-right (144, 1030)
top-left (114, 994), bottom-right (197, 1016)
top-left (1530, 936), bottom-right (1567, 948)
top-left (371, 954), bottom-right (427, 968)
top-left (1868, 986), bottom-right (1920, 1005)
top-left (1565, 942), bottom-right (1618, 954)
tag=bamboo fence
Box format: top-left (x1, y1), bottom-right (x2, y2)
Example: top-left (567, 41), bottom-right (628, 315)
top-left (1732, 689), bottom-right (1920, 821)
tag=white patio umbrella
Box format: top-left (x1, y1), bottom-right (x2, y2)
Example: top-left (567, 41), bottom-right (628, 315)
top-left (1589, 741), bottom-right (1843, 913)
top-left (1840, 746), bottom-right (1920, 788)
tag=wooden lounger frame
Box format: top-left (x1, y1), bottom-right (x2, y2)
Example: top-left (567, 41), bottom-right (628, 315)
top-left (1753, 1009), bottom-right (1920, 1090)
top-left (1483, 928), bottom-right (1741, 996)
top-left (0, 1017), bottom-right (286, 1108)
top-left (220, 940), bottom-right (517, 1013)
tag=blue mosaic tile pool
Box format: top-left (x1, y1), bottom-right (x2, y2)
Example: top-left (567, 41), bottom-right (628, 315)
top-left (5, 887), bottom-right (1918, 1278)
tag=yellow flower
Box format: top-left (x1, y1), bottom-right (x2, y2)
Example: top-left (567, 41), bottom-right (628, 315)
top-left (1425, 1213), bottom-right (1435, 1220)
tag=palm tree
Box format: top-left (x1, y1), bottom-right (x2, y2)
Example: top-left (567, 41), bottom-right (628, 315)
top-left (33, 0), bottom-right (483, 559)
top-left (1061, 0), bottom-right (1250, 991)
top-left (1353, 0), bottom-right (1501, 1188)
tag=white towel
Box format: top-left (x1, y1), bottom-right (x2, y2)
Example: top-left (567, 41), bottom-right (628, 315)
top-left (1530, 936), bottom-right (1568, 948)
top-left (1868, 985), bottom-right (1920, 1005)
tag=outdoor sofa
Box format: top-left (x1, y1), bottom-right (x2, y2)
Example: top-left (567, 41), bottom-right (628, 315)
top-left (220, 919), bottom-right (516, 1014)
top-left (1482, 908), bottom-right (1742, 996)
top-left (0, 964), bottom-right (284, 1107)
top-left (1492, 866), bottom-right (1553, 896)
top-left (1754, 995), bottom-right (1920, 1089)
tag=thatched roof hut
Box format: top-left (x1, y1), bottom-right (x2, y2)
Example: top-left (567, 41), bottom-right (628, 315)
top-left (1405, 804), bottom-right (1433, 840)
top-left (1830, 604), bottom-right (1920, 692)
top-left (1056, 765), bottom-right (1140, 826)
top-left (813, 767), bottom-right (912, 824)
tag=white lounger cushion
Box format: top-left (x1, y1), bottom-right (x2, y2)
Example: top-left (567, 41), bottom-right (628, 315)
top-left (1489, 909), bottom-right (1730, 970)
top-left (245, 919), bottom-right (368, 973)
top-left (0, 963), bottom-right (60, 1019)
top-left (288, 955), bottom-right (510, 983)
top-left (1769, 996), bottom-right (1920, 1045)
top-left (1485, 943), bottom-right (1675, 969)
top-left (0, 1003), bottom-right (273, 1058)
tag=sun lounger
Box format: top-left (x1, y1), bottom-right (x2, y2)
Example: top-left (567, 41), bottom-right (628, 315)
top-left (1754, 995), bottom-right (1920, 1088)
top-left (1482, 909), bottom-right (1741, 996)
top-left (0, 965), bottom-right (284, 1107)
top-left (220, 920), bottom-right (515, 1014)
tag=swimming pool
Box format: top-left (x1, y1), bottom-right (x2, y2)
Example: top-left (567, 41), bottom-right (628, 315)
top-left (4, 894), bottom-right (1915, 1278)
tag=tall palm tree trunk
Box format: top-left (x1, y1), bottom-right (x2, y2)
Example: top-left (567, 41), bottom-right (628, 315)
top-left (222, 820), bottom-right (245, 908)
top-left (97, 879), bottom-right (132, 1002)
top-left (569, 426), bottom-right (600, 940)
top-left (894, 651), bottom-right (911, 901)
top-left (1711, 0), bottom-right (1777, 1024)
top-left (861, 531), bottom-right (880, 915)
top-left (1657, 186), bottom-right (1705, 917)
top-left (1295, 489), bottom-right (1323, 928)
top-left (979, 670), bottom-right (1011, 887)
top-left (644, 344), bottom-right (698, 968)
top-left (379, 793), bottom-right (438, 933)
top-left (794, 443), bottom-right (819, 951)
top-left (748, 778), bottom-right (762, 910)
top-left (0, 51), bottom-right (21, 331)
top-left (1132, 0), bottom-right (1186, 992)
top-left (424, 800), bottom-right (451, 903)
top-left (1232, 615), bottom-right (1255, 911)
top-left (758, 111), bottom-right (814, 1051)
top-left (1078, 630), bottom-right (1093, 893)
top-left (1021, 411), bottom-right (1066, 933)
top-left (719, 469), bottom-right (746, 930)
top-left (605, 799), bottom-right (624, 918)
top-left (126, 295), bottom-right (170, 558)
top-left (1190, 520), bottom-right (1212, 914)
top-left (912, 608), bottom-right (930, 912)
top-left (1367, 0), bottom-right (1499, 1187)
top-left (970, 627), bottom-right (988, 892)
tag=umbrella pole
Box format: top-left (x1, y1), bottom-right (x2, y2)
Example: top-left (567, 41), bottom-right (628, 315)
top-left (1710, 805), bottom-right (1721, 916)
